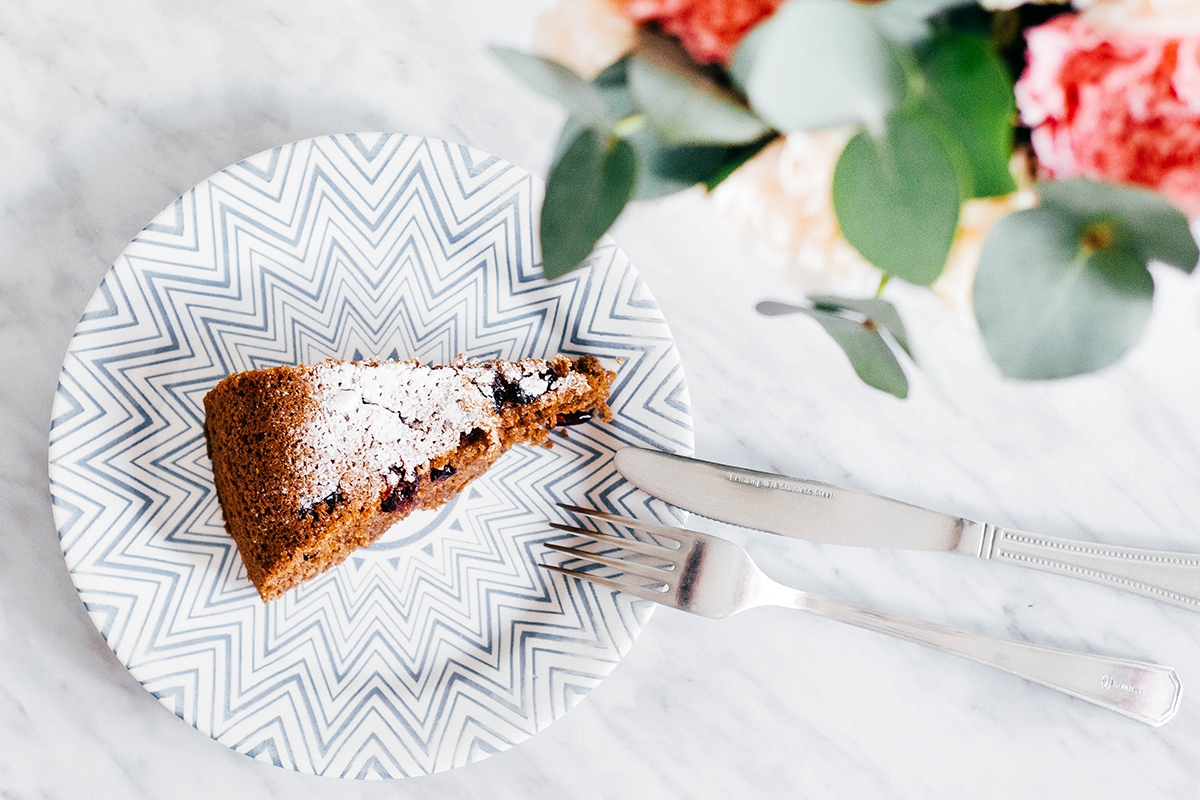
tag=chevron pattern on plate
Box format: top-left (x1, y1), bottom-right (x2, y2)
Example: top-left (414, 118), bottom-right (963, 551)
top-left (48, 134), bottom-right (693, 778)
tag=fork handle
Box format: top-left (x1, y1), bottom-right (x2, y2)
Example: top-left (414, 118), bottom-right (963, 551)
top-left (796, 594), bottom-right (1181, 726)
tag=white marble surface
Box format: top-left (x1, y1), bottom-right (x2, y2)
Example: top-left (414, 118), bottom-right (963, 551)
top-left (4, 1), bottom-right (1200, 797)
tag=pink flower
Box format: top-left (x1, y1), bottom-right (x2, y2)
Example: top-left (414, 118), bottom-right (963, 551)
top-left (620, 0), bottom-right (785, 65)
top-left (1015, 14), bottom-right (1200, 219)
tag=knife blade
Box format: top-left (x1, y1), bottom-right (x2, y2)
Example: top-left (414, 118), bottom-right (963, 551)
top-left (615, 447), bottom-right (1200, 611)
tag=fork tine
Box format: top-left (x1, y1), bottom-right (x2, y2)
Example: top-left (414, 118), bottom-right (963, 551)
top-left (543, 542), bottom-right (677, 583)
top-left (557, 504), bottom-right (688, 544)
top-left (538, 563), bottom-right (671, 603)
top-left (547, 522), bottom-right (678, 559)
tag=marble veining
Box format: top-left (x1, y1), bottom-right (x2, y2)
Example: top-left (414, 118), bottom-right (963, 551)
top-left (4, 0), bottom-right (1200, 797)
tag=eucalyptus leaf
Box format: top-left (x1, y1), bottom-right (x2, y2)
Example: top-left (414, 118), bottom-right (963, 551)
top-left (1037, 179), bottom-right (1199, 271)
top-left (756, 299), bottom-right (910, 397)
top-left (541, 128), bottom-right (637, 279)
top-left (582, 56), bottom-right (703, 200)
top-left (731, 0), bottom-right (905, 131)
top-left (553, 117), bottom-right (586, 164)
top-left (973, 206), bottom-right (1155, 379)
top-left (558, 118), bottom-right (757, 201)
top-left (628, 33), bottom-right (769, 145)
top-left (553, 60), bottom-right (636, 163)
top-left (805, 308), bottom-right (910, 398)
top-left (593, 57), bottom-right (628, 87)
top-left (491, 46), bottom-right (616, 129)
top-left (810, 295), bottom-right (913, 359)
top-left (703, 135), bottom-right (776, 191)
top-left (832, 108), bottom-right (961, 286)
top-left (755, 300), bottom-right (807, 317)
top-left (592, 59), bottom-right (637, 121)
top-left (624, 126), bottom-right (729, 199)
top-left (918, 33), bottom-right (1016, 199)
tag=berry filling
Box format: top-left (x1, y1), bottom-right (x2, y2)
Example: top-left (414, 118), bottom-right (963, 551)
top-left (490, 369), bottom-right (557, 410)
top-left (298, 488), bottom-right (344, 520)
top-left (430, 465), bottom-right (457, 481)
top-left (381, 478), bottom-right (420, 514)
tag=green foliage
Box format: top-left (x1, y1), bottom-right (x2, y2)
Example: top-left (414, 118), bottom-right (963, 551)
top-left (827, 31), bottom-right (1015, 293)
top-left (811, 295), bottom-right (914, 359)
top-left (541, 129), bottom-right (637, 279)
top-left (730, 0), bottom-right (905, 131)
top-left (972, 178), bottom-right (1196, 380)
top-left (498, 44), bottom-right (780, 278)
top-left (591, 57), bottom-right (638, 121)
top-left (732, 18), bottom-right (1017, 292)
top-left (917, 33), bottom-right (1016, 199)
top-left (490, 47), bottom-right (617, 129)
top-left (809, 310), bottom-right (909, 399)
top-left (623, 127), bottom-right (732, 200)
top-left (702, 136), bottom-right (777, 191)
top-left (497, 10), bottom-right (1200, 396)
top-left (832, 108), bottom-right (961, 286)
top-left (758, 298), bottom-right (912, 398)
top-left (1038, 180), bottom-right (1199, 271)
top-left (628, 32), bottom-right (769, 145)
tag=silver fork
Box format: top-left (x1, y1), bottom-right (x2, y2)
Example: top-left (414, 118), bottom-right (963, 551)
top-left (542, 505), bottom-right (1182, 727)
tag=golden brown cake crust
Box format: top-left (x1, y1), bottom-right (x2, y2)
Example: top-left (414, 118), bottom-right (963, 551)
top-left (203, 355), bottom-right (614, 601)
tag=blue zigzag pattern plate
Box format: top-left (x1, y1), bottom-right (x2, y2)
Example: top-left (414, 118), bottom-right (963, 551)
top-left (48, 134), bottom-right (693, 778)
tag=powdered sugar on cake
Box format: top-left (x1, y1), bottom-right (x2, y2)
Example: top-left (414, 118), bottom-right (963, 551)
top-left (294, 357), bottom-right (587, 506)
top-left (454, 356), bottom-right (588, 405)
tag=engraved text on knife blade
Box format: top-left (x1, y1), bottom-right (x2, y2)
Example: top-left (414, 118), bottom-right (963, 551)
top-left (727, 473), bottom-right (833, 499)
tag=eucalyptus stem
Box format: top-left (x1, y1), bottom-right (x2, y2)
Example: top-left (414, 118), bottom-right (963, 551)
top-left (612, 113), bottom-right (646, 138)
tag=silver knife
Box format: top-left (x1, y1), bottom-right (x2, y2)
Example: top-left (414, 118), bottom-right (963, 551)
top-left (615, 447), bottom-right (1200, 612)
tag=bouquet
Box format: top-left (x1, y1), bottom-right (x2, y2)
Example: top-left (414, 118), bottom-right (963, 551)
top-left (493, 0), bottom-right (1200, 397)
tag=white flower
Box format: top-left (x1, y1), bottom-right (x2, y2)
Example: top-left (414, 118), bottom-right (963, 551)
top-left (1074, 0), bottom-right (1200, 35)
top-left (713, 130), bottom-right (883, 296)
top-left (533, 0), bottom-right (636, 79)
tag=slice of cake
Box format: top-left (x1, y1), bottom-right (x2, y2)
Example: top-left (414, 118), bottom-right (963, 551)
top-left (204, 354), bottom-right (615, 601)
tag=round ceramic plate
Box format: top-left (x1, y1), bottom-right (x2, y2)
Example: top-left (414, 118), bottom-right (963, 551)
top-left (47, 134), bottom-right (693, 778)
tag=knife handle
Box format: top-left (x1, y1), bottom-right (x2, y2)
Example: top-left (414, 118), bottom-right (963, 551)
top-left (799, 593), bottom-right (1182, 726)
top-left (979, 525), bottom-right (1200, 611)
